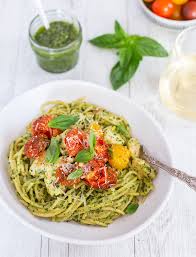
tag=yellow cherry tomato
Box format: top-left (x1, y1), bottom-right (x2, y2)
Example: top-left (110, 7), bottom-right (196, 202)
top-left (109, 144), bottom-right (130, 170)
top-left (172, 0), bottom-right (188, 5)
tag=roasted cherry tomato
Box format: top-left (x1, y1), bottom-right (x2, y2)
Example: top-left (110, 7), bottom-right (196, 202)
top-left (32, 115), bottom-right (62, 138)
top-left (152, 0), bottom-right (176, 18)
top-left (88, 159), bottom-right (106, 170)
top-left (172, 0), bottom-right (188, 4)
top-left (24, 134), bottom-right (49, 159)
top-left (64, 128), bottom-right (87, 157)
top-left (55, 167), bottom-right (81, 186)
top-left (94, 138), bottom-right (109, 162)
top-left (182, 1), bottom-right (196, 20)
top-left (171, 5), bottom-right (182, 20)
top-left (84, 166), bottom-right (117, 189)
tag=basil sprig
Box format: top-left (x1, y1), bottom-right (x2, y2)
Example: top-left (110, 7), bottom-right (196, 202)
top-left (67, 169), bottom-right (83, 180)
top-left (46, 138), bottom-right (60, 163)
top-left (75, 131), bottom-right (96, 163)
top-left (90, 21), bottom-right (168, 90)
top-left (48, 115), bottom-right (79, 130)
top-left (125, 203), bottom-right (139, 214)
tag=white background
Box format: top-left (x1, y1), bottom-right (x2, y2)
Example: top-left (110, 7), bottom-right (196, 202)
top-left (0, 0), bottom-right (196, 256)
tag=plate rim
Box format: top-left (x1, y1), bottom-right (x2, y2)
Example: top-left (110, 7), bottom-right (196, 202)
top-left (0, 79), bottom-right (174, 245)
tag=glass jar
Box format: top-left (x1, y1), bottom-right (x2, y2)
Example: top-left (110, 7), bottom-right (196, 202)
top-left (159, 26), bottom-right (196, 121)
top-left (29, 9), bottom-right (82, 73)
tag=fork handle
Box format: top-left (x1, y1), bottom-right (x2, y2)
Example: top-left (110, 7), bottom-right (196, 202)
top-left (143, 153), bottom-right (196, 192)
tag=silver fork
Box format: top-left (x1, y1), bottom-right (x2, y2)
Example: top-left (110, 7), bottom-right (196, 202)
top-left (141, 146), bottom-right (196, 192)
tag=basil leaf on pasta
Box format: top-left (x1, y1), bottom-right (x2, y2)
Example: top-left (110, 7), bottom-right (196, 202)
top-left (75, 149), bottom-right (94, 163)
top-left (125, 203), bottom-right (139, 214)
top-left (67, 169), bottom-right (83, 180)
top-left (48, 115), bottom-right (79, 130)
top-left (75, 131), bottom-right (96, 163)
top-left (46, 138), bottom-right (60, 163)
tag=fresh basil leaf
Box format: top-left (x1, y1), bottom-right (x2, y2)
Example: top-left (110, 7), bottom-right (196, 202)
top-left (89, 130), bottom-right (96, 154)
top-left (116, 123), bottom-right (130, 138)
top-left (125, 203), bottom-right (139, 214)
top-left (48, 115), bottom-right (79, 130)
top-left (89, 21), bottom-right (168, 91)
top-left (89, 34), bottom-right (125, 49)
top-left (115, 20), bottom-right (127, 39)
top-left (135, 36), bottom-right (168, 57)
top-left (75, 131), bottom-right (96, 163)
top-left (75, 149), bottom-right (94, 163)
top-left (46, 138), bottom-right (60, 163)
top-left (110, 52), bottom-right (142, 90)
top-left (119, 47), bottom-right (132, 68)
top-left (67, 169), bottom-right (83, 180)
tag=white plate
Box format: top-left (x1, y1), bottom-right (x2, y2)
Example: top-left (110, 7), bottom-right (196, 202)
top-left (139, 0), bottom-right (196, 29)
top-left (0, 80), bottom-right (173, 245)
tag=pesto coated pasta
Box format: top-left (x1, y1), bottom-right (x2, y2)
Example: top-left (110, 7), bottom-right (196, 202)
top-left (8, 99), bottom-right (156, 227)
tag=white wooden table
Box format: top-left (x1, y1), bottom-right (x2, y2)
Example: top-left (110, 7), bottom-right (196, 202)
top-left (0, 0), bottom-right (195, 256)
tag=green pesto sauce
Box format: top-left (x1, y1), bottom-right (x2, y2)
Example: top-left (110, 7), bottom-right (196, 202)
top-left (34, 21), bottom-right (78, 49)
top-left (31, 20), bottom-right (82, 73)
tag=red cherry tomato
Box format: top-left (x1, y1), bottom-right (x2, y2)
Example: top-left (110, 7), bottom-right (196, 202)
top-left (84, 166), bottom-right (117, 189)
top-left (55, 167), bottom-right (81, 186)
top-left (182, 1), bottom-right (196, 20)
top-left (64, 128), bottom-right (87, 157)
top-left (32, 115), bottom-right (62, 138)
top-left (88, 159), bottom-right (106, 170)
top-left (24, 135), bottom-right (49, 159)
top-left (152, 0), bottom-right (175, 18)
top-left (94, 138), bottom-right (109, 163)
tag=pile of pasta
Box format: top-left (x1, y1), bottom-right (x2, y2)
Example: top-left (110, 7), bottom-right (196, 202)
top-left (8, 99), bottom-right (156, 226)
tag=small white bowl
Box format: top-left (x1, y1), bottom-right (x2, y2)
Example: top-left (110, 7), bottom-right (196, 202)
top-left (139, 0), bottom-right (196, 29)
top-left (0, 80), bottom-right (173, 245)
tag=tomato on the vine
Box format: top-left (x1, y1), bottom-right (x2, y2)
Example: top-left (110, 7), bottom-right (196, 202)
top-left (152, 0), bottom-right (176, 18)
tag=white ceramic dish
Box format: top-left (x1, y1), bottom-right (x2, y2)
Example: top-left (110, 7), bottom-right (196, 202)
top-left (0, 80), bottom-right (173, 245)
top-left (139, 0), bottom-right (196, 29)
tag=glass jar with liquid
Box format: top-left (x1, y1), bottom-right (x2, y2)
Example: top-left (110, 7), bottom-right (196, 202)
top-left (29, 10), bottom-right (82, 73)
top-left (159, 26), bottom-right (196, 121)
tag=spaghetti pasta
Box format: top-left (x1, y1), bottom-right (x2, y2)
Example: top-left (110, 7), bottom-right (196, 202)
top-left (8, 99), bottom-right (156, 227)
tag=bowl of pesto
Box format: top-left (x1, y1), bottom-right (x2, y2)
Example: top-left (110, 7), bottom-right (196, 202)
top-left (0, 80), bottom-right (173, 245)
top-left (29, 10), bottom-right (82, 73)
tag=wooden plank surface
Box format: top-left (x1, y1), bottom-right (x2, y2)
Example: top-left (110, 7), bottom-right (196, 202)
top-left (0, 0), bottom-right (195, 256)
